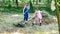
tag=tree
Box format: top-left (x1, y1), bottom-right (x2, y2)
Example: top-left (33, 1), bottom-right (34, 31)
top-left (47, 0), bottom-right (51, 9)
top-left (13, 0), bottom-right (14, 4)
top-left (29, 0), bottom-right (34, 13)
top-left (36, 0), bottom-right (38, 5)
top-left (16, 0), bottom-right (18, 7)
top-left (32, 0), bottom-right (36, 4)
top-left (55, 0), bottom-right (60, 34)
top-left (8, 0), bottom-right (11, 7)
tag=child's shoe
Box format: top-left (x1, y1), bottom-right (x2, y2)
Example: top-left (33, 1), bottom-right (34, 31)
top-left (39, 23), bottom-right (41, 26)
top-left (32, 23), bottom-right (35, 26)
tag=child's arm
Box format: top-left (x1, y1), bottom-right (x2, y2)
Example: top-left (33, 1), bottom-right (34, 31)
top-left (23, 7), bottom-right (24, 14)
top-left (23, 6), bottom-right (26, 14)
top-left (32, 11), bottom-right (36, 18)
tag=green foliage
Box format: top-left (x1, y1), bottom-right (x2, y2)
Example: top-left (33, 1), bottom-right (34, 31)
top-left (38, 6), bottom-right (56, 15)
top-left (8, 0), bottom-right (11, 8)
top-left (0, 6), bottom-right (23, 14)
top-left (0, 6), bottom-right (56, 15)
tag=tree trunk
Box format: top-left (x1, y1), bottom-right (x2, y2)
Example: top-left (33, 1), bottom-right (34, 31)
top-left (8, 0), bottom-right (11, 8)
top-left (2, 0), bottom-right (5, 5)
top-left (47, 0), bottom-right (51, 8)
top-left (33, 0), bottom-right (34, 4)
top-left (36, 0), bottom-right (38, 5)
top-left (13, 0), bottom-right (14, 4)
top-left (16, 0), bottom-right (18, 7)
top-left (55, 0), bottom-right (60, 34)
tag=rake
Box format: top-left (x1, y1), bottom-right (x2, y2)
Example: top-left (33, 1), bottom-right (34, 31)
top-left (13, 17), bottom-right (35, 27)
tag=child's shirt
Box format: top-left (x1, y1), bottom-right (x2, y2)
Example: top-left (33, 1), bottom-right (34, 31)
top-left (35, 10), bottom-right (42, 19)
top-left (24, 6), bottom-right (30, 14)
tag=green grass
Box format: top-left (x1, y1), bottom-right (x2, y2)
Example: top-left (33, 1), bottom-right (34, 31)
top-left (0, 13), bottom-right (58, 34)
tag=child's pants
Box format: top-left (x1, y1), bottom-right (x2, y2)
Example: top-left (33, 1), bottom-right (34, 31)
top-left (24, 14), bottom-right (28, 21)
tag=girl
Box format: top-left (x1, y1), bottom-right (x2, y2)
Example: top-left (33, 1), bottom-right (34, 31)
top-left (32, 8), bottom-right (42, 26)
top-left (23, 3), bottom-right (30, 24)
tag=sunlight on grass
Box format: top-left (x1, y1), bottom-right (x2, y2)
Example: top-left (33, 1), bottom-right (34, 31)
top-left (11, 32), bottom-right (24, 34)
top-left (11, 14), bottom-right (20, 17)
top-left (51, 30), bottom-right (58, 34)
top-left (0, 32), bottom-right (50, 34)
top-left (35, 31), bottom-right (59, 34)
top-left (34, 32), bottom-right (47, 34)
